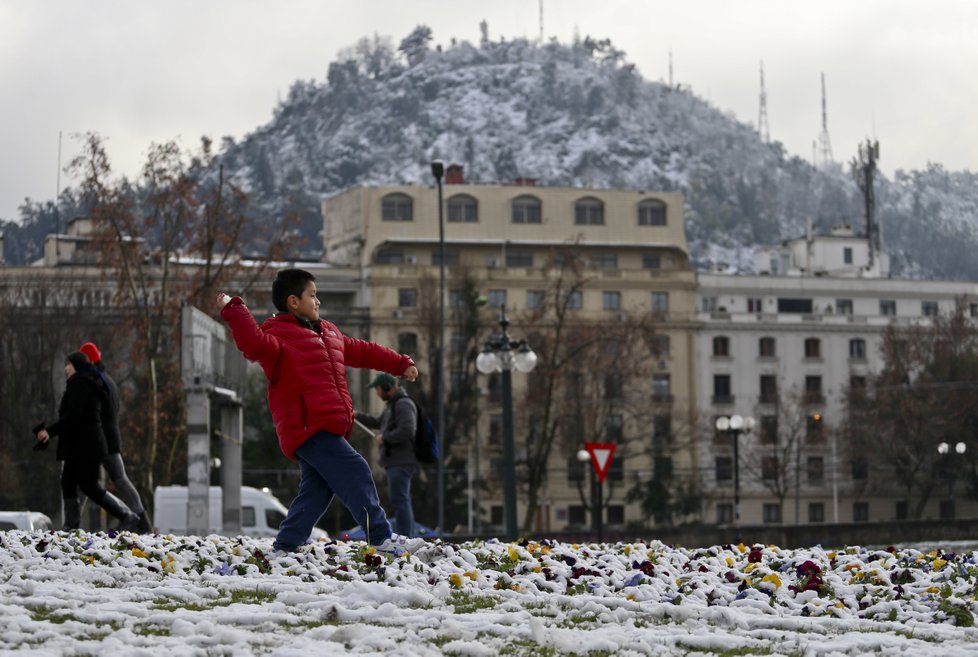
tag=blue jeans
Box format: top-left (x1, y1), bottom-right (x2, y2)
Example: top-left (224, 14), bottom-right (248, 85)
top-left (274, 432), bottom-right (391, 551)
top-left (386, 464), bottom-right (416, 538)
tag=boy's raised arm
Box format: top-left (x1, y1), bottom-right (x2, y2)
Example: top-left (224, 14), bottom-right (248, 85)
top-left (343, 334), bottom-right (417, 380)
top-left (217, 293), bottom-right (281, 367)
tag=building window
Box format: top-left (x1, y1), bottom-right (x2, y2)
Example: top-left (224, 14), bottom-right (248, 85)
top-left (971, 303), bottom-right (978, 318)
top-left (807, 456), bottom-right (824, 485)
top-left (895, 500), bottom-right (908, 520)
top-left (431, 250), bottom-right (459, 266)
top-left (574, 197), bottom-right (605, 225)
top-left (589, 254), bottom-right (618, 268)
top-left (763, 503), bottom-right (782, 524)
top-left (602, 291), bottom-right (621, 311)
top-left (761, 456), bottom-right (778, 480)
top-left (604, 414), bottom-right (623, 442)
top-left (506, 252), bottom-right (533, 267)
top-left (804, 337), bottom-right (821, 358)
top-left (851, 457), bottom-right (868, 480)
top-left (490, 505), bottom-right (504, 526)
top-left (608, 455), bottom-right (624, 482)
top-left (567, 505), bottom-right (586, 526)
top-left (397, 332), bottom-right (417, 355)
top-left (712, 336), bottom-right (730, 357)
top-left (567, 456), bottom-right (586, 482)
top-left (642, 253), bottom-right (662, 269)
top-left (607, 505), bottom-right (625, 525)
top-left (922, 301), bottom-right (938, 317)
top-left (747, 297), bottom-right (763, 313)
top-left (651, 292), bottom-right (669, 314)
top-left (604, 375), bottom-right (623, 401)
top-left (713, 374), bottom-right (732, 404)
top-left (652, 373), bottom-right (671, 401)
top-left (716, 503), bottom-right (733, 524)
top-left (759, 336), bottom-right (776, 357)
top-left (849, 338), bottom-right (866, 359)
top-left (637, 199), bottom-right (667, 226)
top-left (653, 414), bottom-right (672, 444)
top-left (565, 290), bottom-right (582, 310)
top-left (489, 414), bottom-right (502, 445)
top-left (759, 375), bottom-right (777, 404)
top-left (836, 299), bottom-right (853, 315)
top-left (880, 299), bottom-right (896, 316)
top-left (654, 457), bottom-right (673, 480)
top-left (701, 296), bottom-right (717, 313)
top-left (809, 502), bottom-right (825, 523)
top-left (778, 298), bottom-right (813, 313)
top-left (374, 248), bottom-right (404, 264)
top-left (804, 376), bottom-right (823, 404)
top-left (653, 335), bottom-right (670, 359)
top-left (511, 195), bottom-right (542, 224)
top-left (853, 502), bottom-right (869, 523)
top-left (449, 333), bottom-right (466, 355)
top-left (715, 457), bottom-right (732, 482)
top-left (527, 290), bottom-right (545, 310)
top-left (486, 289), bottom-right (507, 308)
top-left (760, 415), bottom-right (778, 444)
top-left (381, 193), bottom-right (413, 221)
top-left (398, 288), bottom-right (417, 308)
top-left (843, 247), bottom-right (853, 264)
top-left (447, 194), bottom-right (478, 222)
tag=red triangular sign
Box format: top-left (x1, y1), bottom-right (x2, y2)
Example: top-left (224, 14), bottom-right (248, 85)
top-left (585, 441), bottom-right (616, 483)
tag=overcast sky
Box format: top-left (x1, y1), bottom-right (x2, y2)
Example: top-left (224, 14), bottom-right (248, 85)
top-left (2, 0), bottom-right (976, 223)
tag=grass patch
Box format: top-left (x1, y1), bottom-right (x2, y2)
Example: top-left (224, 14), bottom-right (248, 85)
top-left (228, 588), bottom-right (277, 605)
top-left (151, 599), bottom-right (214, 612)
top-left (448, 591), bottom-right (501, 614)
top-left (133, 625), bottom-right (172, 637)
top-left (28, 607), bottom-right (77, 624)
top-left (676, 645), bottom-right (774, 656)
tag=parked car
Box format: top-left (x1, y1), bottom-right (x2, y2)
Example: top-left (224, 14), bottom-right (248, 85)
top-left (0, 511), bottom-right (54, 531)
top-left (340, 523), bottom-right (444, 541)
top-left (153, 485), bottom-right (328, 540)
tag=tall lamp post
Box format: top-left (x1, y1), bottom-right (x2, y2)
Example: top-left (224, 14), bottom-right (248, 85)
top-left (576, 449), bottom-right (601, 541)
top-left (715, 414), bottom-right (755, 540)
top-left (431, 160), bottom-right (446, 535)
top-left (937, 441), bottom-right (967, 518)
top-left (476, 307), bottom-right (538, 540)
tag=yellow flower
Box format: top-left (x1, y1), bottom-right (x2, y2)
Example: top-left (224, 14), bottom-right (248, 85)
top-left (80, 554), bottom-right (95, 565)
top-left (532, 566), bottom-right (542, 573)
top-left (131, 548), bottom-right (147, 559)
top-left (449, 573), bottom-right (464, 588)
top-left (827, 551), bottom-right (836, 560)
top-left (737, 543), bottom-right (747, 554)
top-left (464, 571), bottom-right (478, 581)
top-left (762, 573), bottom-right (782, 589)
top-left (933, 559), bottom-right (947, 570)
top-left (835, 601), bottom-right (845, 608)
top-left (927, 586), bottom-right (940, 594)
top-left (726, 557), bottom-right (734, 567)
top-left (626, 593), bottom-right (636, 601)
top-left (623, 545), bottom-right (632, 555)
top-left (540, 545), bottom-right (551, 555)
top-left (507, 545), bottom-right (520, 562)
top-left (745, 563), bottom-right (758, 573)
top-left (366, 546), bottom-right (376, 555)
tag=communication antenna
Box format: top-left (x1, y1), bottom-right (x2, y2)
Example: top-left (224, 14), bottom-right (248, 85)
top-left (668, 50), bottom-right (674, 87)
top-left (54, 130), bottom-right (62, 259)
top-left (817, 73), bottom-right (834, 167)
top-left (539, 0), bottom-right (543, 43)
top-left (758, 61), bottom-right (770, 142)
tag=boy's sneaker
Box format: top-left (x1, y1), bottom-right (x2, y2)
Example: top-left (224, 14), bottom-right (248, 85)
top-left (375, 533), bottom-right (427, 556)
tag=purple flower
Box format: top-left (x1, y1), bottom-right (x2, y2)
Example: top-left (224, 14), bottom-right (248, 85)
top-left (213, 562), bottom-right (233, 576)
top-left (623, 573), bottom-right (643, 587)
top-left (83, 538), bottom-right (94, 550)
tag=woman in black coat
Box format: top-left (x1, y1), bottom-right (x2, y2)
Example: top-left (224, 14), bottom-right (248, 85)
top-left (35, 352), bottom-right (139, 531)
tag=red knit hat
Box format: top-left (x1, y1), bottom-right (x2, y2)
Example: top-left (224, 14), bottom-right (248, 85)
top-left (79, 342), bottom-right (101, 364)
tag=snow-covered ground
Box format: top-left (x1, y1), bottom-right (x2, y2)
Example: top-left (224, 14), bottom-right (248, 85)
top-left (3, 531), bottom-right (978, 655)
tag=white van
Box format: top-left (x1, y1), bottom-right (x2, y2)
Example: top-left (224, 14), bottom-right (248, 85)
top-left (0, 511), bottom-right (54, 531)
top-left (153, 485), bottom-right (328, 540)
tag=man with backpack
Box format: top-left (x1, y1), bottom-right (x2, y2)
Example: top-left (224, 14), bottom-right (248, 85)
top-left (356, 373), bottom-right (418, 538)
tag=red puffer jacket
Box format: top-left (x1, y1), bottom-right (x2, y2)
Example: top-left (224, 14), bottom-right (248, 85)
top-left (221, 297), bottom-right (415, 460)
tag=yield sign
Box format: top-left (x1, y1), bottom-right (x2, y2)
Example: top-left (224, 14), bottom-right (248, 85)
top-left (584, 441), bottom-right (617, 483)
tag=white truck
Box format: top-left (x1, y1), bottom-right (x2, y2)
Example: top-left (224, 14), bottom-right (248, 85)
top-left (153, 485), bottom-right (328, 540)
top-left (0, 511), bottom-right (54, 531)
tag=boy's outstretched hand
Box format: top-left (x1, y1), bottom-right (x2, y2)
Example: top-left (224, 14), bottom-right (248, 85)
top-left (402, 365), bottom-right (419, 382)
top-left (216, 293), bottom-right (232, 309)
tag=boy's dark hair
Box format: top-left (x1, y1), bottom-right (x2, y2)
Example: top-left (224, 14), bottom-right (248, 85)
top-left (272, 268), bottom-right (316, 312)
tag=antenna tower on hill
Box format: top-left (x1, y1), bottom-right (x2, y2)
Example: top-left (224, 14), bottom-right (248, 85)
top-left (668, 50), bottom-right (674, 87)
top-left (758, 61), bottom-right (770, 142)
top-left (817, 72), bottom-right (834, 167)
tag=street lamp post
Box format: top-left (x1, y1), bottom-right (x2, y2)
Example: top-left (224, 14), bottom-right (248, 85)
top-left (715, 414), bottom-right (755, 540)
top-left (476, 307), bottom-right (538, 540)
top-left (576, 449), bottom-right (602, 542)
top-left (431, 160), bottom-right (446, 536)
top-left (937, 441), bottom-right (967, 518)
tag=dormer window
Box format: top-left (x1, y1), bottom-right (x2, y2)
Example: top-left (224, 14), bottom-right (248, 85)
top-left (447, 194), bottom-right (478, 222)
top-left (511, 195), bottom-right (542, 224)
top-left (638, 199), bottom-right (667, 226)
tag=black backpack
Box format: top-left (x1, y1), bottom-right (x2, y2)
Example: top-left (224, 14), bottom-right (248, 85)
top-left (407, 397), bottom-right (440, 464)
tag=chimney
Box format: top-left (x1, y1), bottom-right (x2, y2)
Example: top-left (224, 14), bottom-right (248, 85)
top-left (513, 177), bottom-right (537, 186)
top-left (445, 164), bottom-right (465, 185)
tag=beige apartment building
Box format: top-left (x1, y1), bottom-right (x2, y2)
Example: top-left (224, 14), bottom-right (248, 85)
top-left (322, 176), bottom-right (699, 533)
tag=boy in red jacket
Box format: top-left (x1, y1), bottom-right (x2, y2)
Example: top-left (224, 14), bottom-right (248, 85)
top-left (218, 268), bottom-right (424, 555)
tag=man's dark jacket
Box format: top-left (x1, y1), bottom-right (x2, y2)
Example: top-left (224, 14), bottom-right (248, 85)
top-left (356, 387), bottom-right (418, 468)
top-left (46, 366), bottom-right (109, 462)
